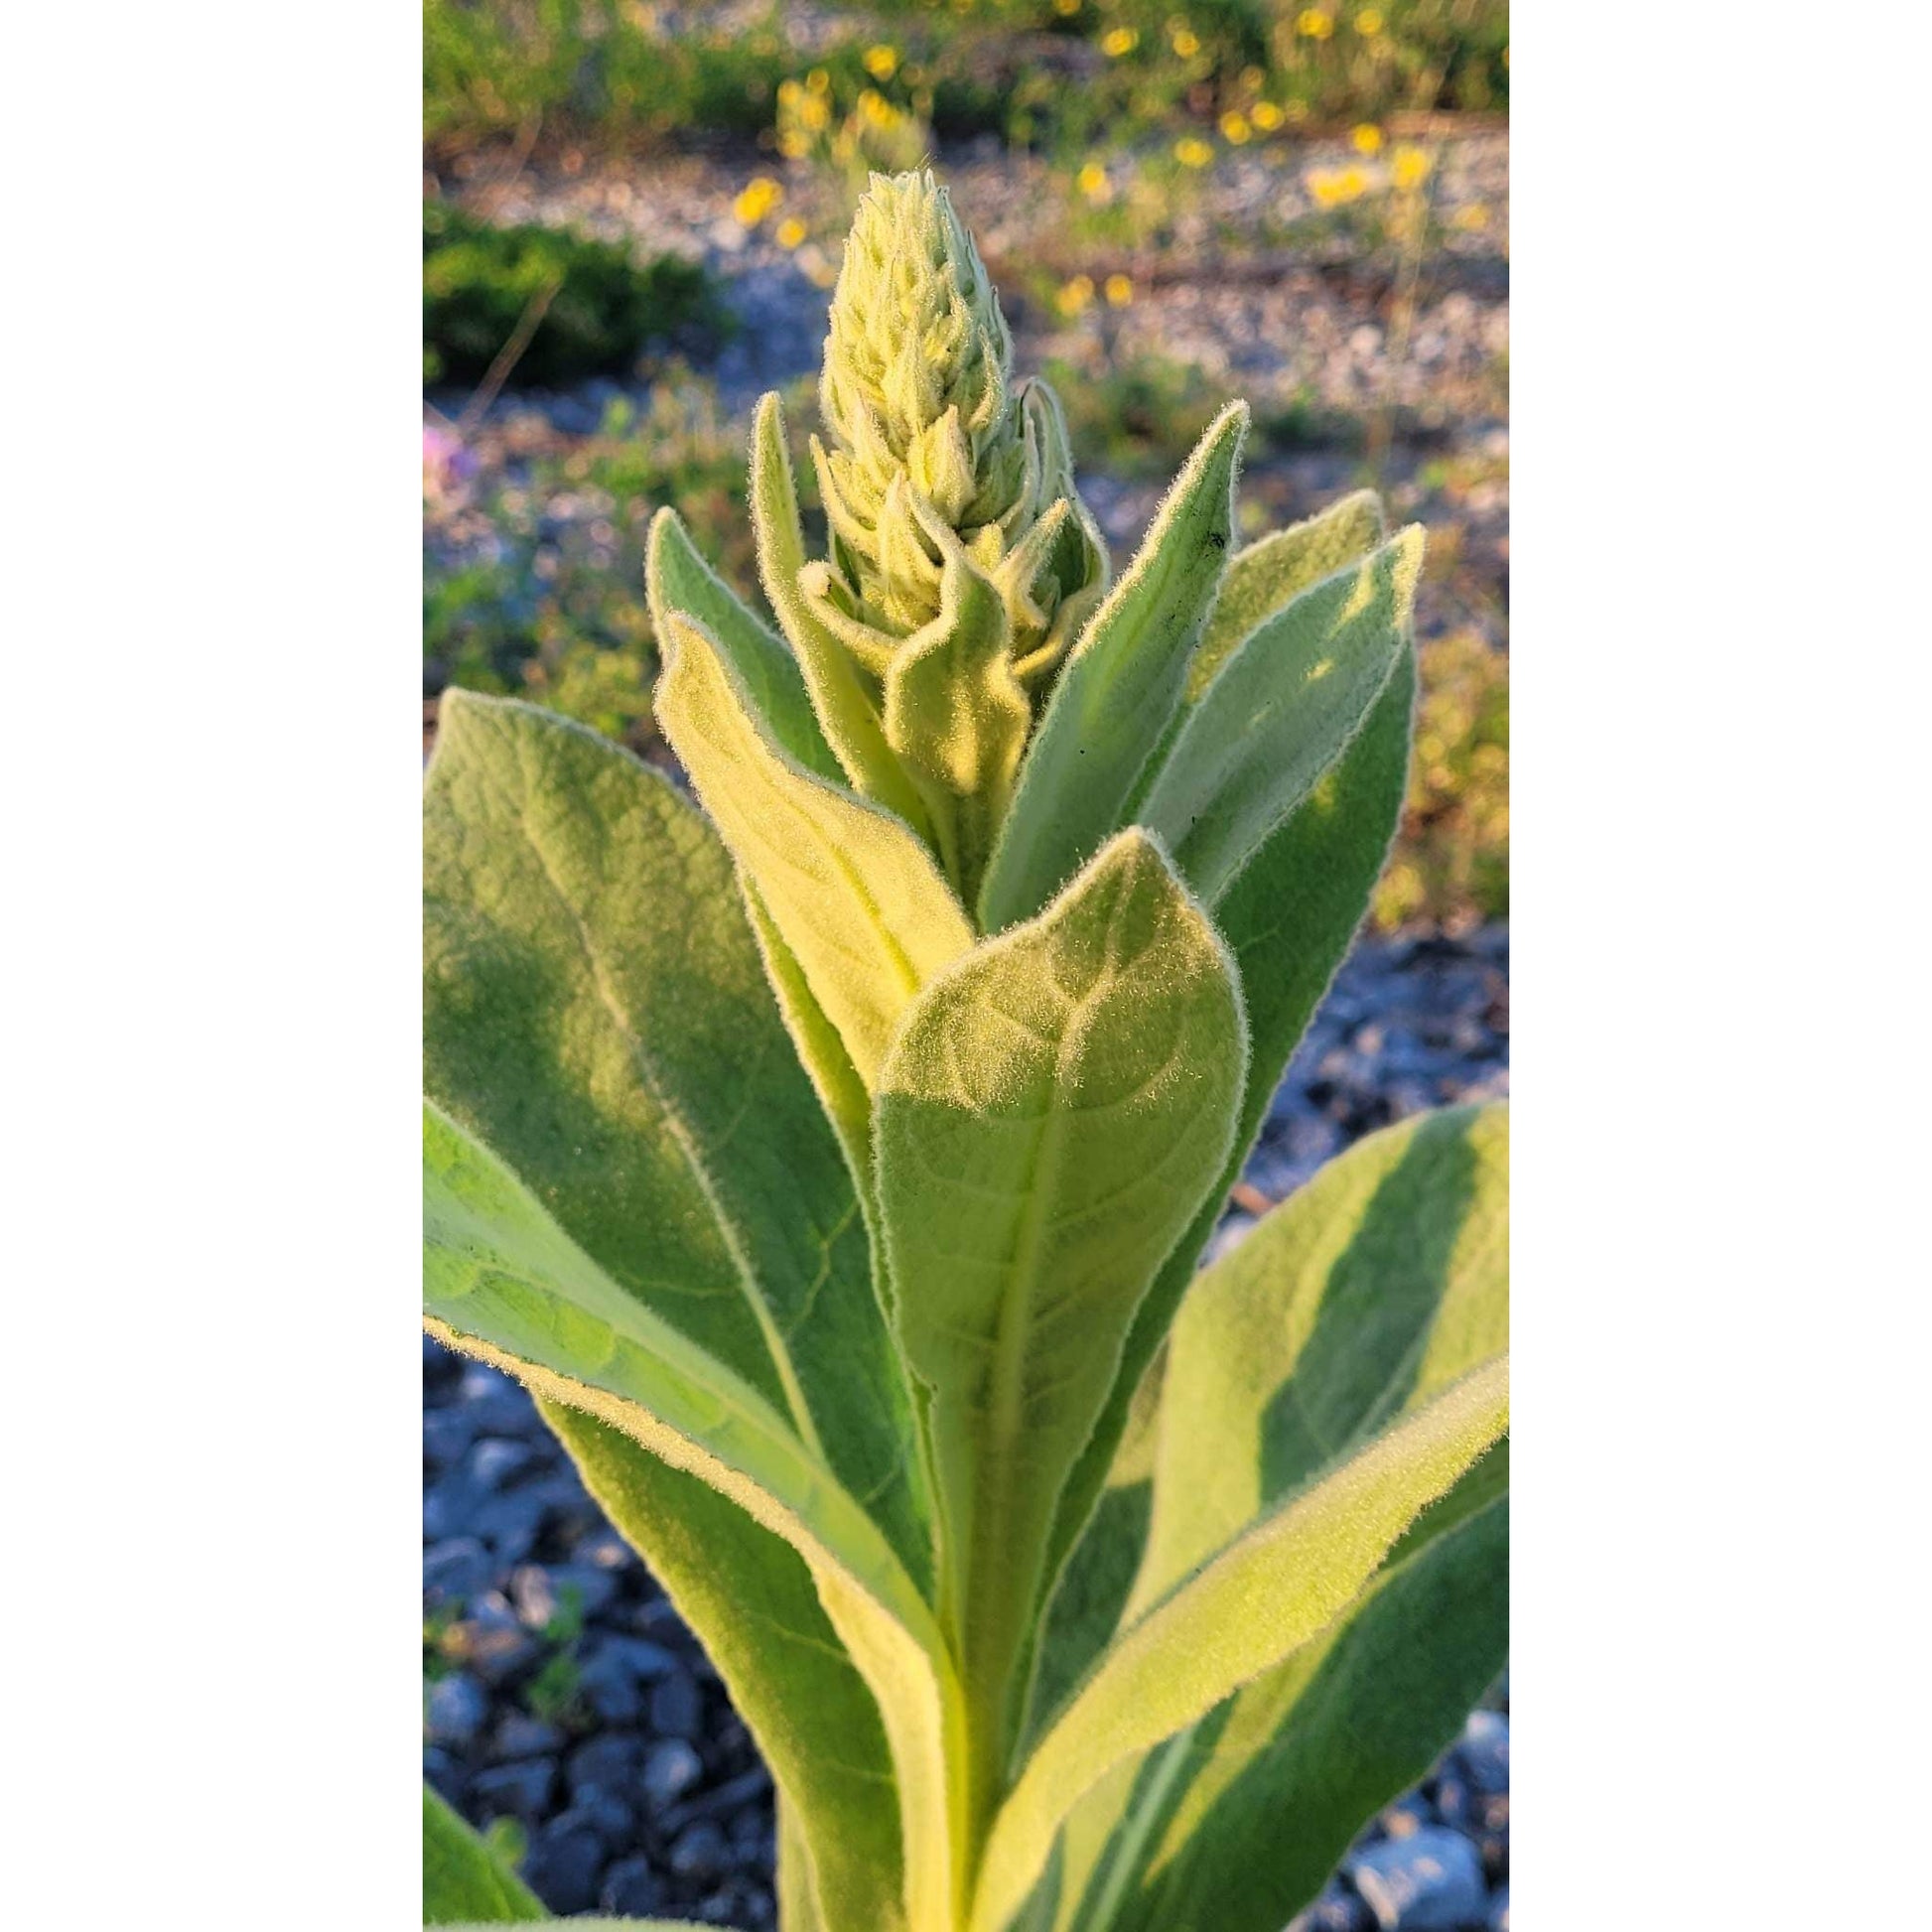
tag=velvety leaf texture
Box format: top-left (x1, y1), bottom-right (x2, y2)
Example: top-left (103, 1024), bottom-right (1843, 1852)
top-left (539, 1401), bottom-right (906, 1932)
top-left (978, 406), bottom-right (1247, 933)
top-left (1038, 644), bottom-right (1417, 1672)
top-left (877, 830), bottom-right (1247, 1831)
top-left (655, 612), bottom-right (973, 1089)
top-left (423, 688), bottom-right (928, 1581)
top-left (972, 1358), bottom-right (1509, 1932)
top-left (1027, 1106), bottom-right (1509, 1932)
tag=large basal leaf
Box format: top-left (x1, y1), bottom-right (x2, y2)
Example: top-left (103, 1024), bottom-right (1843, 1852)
top-left (655, 612), bottom-right (973, 1089)
top-left (1039, 1492), bottom-right (1504, 1932)
top-left (538, 1402), bottom-right (905, 1932)
top-left (424, 689), bottom-right (928, 1581)
top-left (750, 390), bottom-right (935, 833)
top-left (1186, 490), bottom-right (1386, 700)
top-left (1037, 646), bottom-right (1416, 1648)
top-left (1132, 1103), bottom-right (1508, 1604)
top-left (1032, 1106), bottom-right (1508, 1931)
top-left (875, 830), bottom-right (1247, 1834)
top-left (423, 1783), bottom-right (546, 1924)
top-left (977, 406), bottom-right (1247, 934)
top-left (970, 1358), bottom-right (1509, 1932)
top-left (424, 1105), bottom-right (967, 1932)
top-left (1141, 527), bottom-right (1422, 906)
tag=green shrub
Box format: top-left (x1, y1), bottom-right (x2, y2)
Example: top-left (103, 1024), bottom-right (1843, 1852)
top-left (423, 201), bottom-right (726, 388)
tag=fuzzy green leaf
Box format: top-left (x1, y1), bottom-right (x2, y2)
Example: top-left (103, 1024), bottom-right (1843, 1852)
top-left (1133, 1104), bottom-right (1508, 1606)
top-left (876, 830), bottom-right (1248, 1832)
top-left (655, 612), bottom-right (974, 1089)
top-left (538, 1402), bottom-right (905, 1932)
top-left (971, 1358), bottom-right (1508, 1932)
top-left (1038, 647), bottom-right (1416, 1642)
top-left (1142, 527), bottom-right (1422, 906)
top-left (978, 405), bottom-right (1247, 933)
top-left (645, 505), bottom-right (843, 783)
top-left (1030, 1106), bottom-right (1509, 1932)
top-left (424, 689), bottom-right (928, 1579)
top-left (424, 1103), bottom-right (968, 1932)
top-left (1042, 1492), bottom-right (1505, 1932)
top-left (1187, 489), bottom-right (1386, 700)
top-left (751, 389), bottom-right (935, 832)
top-left (423, 1784), bottom-right (546, 1924)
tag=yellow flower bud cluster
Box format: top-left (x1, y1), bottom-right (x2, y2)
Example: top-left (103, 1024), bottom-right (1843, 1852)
top-left (806, 171), bottom-right (1106, 680)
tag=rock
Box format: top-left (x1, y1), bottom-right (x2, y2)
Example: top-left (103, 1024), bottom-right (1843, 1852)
top-left (669, 1820), bottom-right (730, 1882)
top-left (572, 1786), bottom-right (637, 1845)
top-left (1429, 1768), bottom-right (1474, 1831)
top-left (523, 1811), bottom-right (607, 1915)
top-left (548, 1561), bottom-right (621, 1619)
top-left (568, 1734), bottom-right (645, 1794)
top-left (1459, 1710), bottom-right (1509, 1793)
top-left (1289, 1886), bottom-right (1371, 1932)
top-left (424, 1672), bottom-right (488, 1749)
top-left (580, 1652), bottom-right (644, 1725)
top-left (642, 1737), bottom-right (704, 1807)
top-left (1487, 1885), bottom-right (1508, 1931)
top-left (423, 1537), bottom-right (492, 1604)
top-left (422, 1746), bottom-right (467, 1807)
top-left (471, 1757), bottom-right (558, 1824)
top-left (470, 1437), bottom-right (539, 1490)
top-left (602, 1853), bottom-right (665, 1915)
top-left (649, 1669), bottom-right (704, 1739)
top-left (1346, 1827), bottom-right (1486, 1931)
top-left (422, 1406), bottom-right (478, 1468)
top-left (1379, 1795), bottom-right (1431, 1840)
top-left (492, 1714), bottom-right (565, 1761)
top-left (509, 1564), bottom-right (559, 1629)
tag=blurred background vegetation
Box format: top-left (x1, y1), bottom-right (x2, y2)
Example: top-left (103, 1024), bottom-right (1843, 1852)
top-left (424, 0), bottom-right (1507, 933)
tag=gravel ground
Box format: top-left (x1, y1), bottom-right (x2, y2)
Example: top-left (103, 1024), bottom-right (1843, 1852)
top-left (424, 925), bottom-right (1511, 1929)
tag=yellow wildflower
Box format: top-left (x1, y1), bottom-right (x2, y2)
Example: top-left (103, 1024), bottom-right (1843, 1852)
top-left (1056, 273), bottom-right (1095, 317)
top-left (806, 67), bottom-right (830, 94)
top-left (800, 94), bottom-right (831, 131)
top-left (1391, 144), bottom-right (1432, 190)
top-left (859, 89), bottom-right (898, 129)
top-left (1307, 163), bottom-right (1367, 208)
top-left (1355, 6), bottom-right (1384, 33)
top-left (1101, 26), bottom-right (1140, 56)
top-left (863, 44), bottom-right (899, 80)
top-left (1251, 99), bottom-right (1285, 131)
top-left (1172, 26), bottom-right (1201, 58)
top-left (1351, 122), bottom-right (1383, 155)
top-left (1220, 109), bottom-right (1252, 145)
top-left (1173, 136), bottom-right (1215, 168)
top-left (1104, 272), bottom-right (1133, 307)
top-left (1296, 8), bottom-right (1333, 38)
top-left (1053, 0), bottom-right (1081, 13)
top-left (1076, 160), bottom-right (1113, 204)
top-left (1453, 202), bottom-right (1492, 230)
top-left (733, 176), bottom-right (784, 226)
top-left (775, 217), bottom-right (807, 250)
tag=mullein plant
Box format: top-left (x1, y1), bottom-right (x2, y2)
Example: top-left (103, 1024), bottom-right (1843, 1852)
top-left (423, 171), bottom-right (1507, 1932)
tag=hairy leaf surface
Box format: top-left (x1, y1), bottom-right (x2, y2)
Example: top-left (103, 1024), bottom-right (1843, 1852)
top-left (972, 1357), bottom-right (1509, 1932)
top-left (424, 689), bottom-right (927, 1577)
top-left (424, 1103), bottom-right (966, 1932)
top-left (1040, 646), bottom-right (1416, 1641)
top-left (656, 612), bottom-right (973, 1088)
top-left (539, 1402), bottom-right (905, 1932)
top-left (978, 406), bottom-right (1247, 933)
top-left (1187, 489), bottom-right (1386, 699)
top-left (1143, 527), bottom-right (1422, 905)
top-left (876, 830), bottom-right (1247, 1831)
